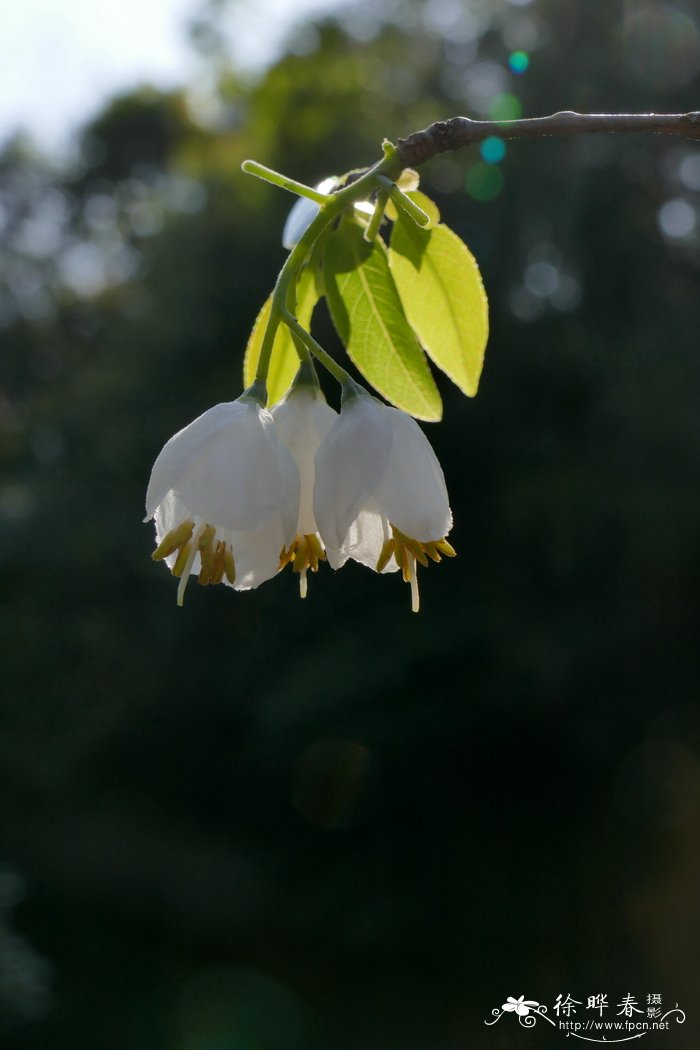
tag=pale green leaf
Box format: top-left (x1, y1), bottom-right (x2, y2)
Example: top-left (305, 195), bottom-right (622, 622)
top-left (324, 221), bottom-right (442, 421)
top-left (389, 215), bottom-right (488, 397)
top-left (243, 265), bottom-right (318, 406)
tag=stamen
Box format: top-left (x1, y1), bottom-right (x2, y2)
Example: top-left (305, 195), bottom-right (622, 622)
top-left (422, 542), bottom-right (442, 563)
top-left (152, 519), bottom-right (194, 560)
top-left (408, 553), bottom-right (420, 613)
top-left (306, 533), bottom-right (326, 562)
top-left (305, 536), bottom-right (319, 572)
top-left (292, 537), bottom-right (308, 572)
top-left (172, 541), bottom-right (193, 578)
top-left (376, 537), bottom-right (396, 573)
top-left (279, 546), bottom-right (294, 570)
top-left (435, 539), bottom-right (457, 557)
top-left (391, 525), bottom-right (429, 566)
top-left (223, 548), bottom-right (236, 584)
top-left (177, 526), bottom-right (203, 607)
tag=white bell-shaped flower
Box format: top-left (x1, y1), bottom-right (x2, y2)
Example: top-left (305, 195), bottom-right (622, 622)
top-left (145, 395), bottom-right (299, 604)
top-left (313, 389), bottom-right (455, 612)
top-left (271, 373), bottom-right (338, 597)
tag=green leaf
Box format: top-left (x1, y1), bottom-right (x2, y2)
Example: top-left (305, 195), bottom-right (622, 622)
top-left (385, 190), bottom-right (440, 228)
top-left (324, 221), bottom-right (442, 421)
top-left (243, 265), bottom-right (318, 406)
top-left (389, 215), bottom-right (488, 397)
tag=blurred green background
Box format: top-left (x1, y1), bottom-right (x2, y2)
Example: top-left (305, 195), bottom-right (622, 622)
top-left (1, 0), bottom-right (700, 1046)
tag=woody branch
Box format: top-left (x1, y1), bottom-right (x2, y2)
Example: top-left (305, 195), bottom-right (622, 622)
top-left (396, 110), bottom-right (700, 168)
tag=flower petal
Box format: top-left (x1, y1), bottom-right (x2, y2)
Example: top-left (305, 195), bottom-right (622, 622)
top-left (272, 387), bottom-right (337, 535)
top-left (230, 516), bottom-right (290, 590)
top-left (170, 403), bottom-right (298, 535)
top-left (313, 395), bottom-right (393, 550)
top-left (324, 506), bottom-right (398, 573)
top-left (145, 401), bottom-right (245, 520)
top-left (372, 407), bottom-right (452, 541)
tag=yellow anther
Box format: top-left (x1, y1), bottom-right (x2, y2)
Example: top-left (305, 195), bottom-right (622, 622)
top-left (198, 523), bottom-right (216, 546)
top-left (401, 552), bottom-right (412, 583)
top-left (391, 525), bottom-right (429, 567)
top-left (152, 519), bottom-right (194, 560)
top-left (197, 524), bottom-right (216, 579)
top-left (306, 533), bottom-right (326, 562)
top-left (376, 537), bottom-right (396, 573)
top-left (293, 537), bottom-right (309, 573)
top-left (172, 541), bottom-right (193, 578)
top-left (304, 534), bottom-right (320, 571)
top-left (422, 542), bottom-right (442, 563)
top-left (208, 541), bottom-right (225, 584)
top-left (393, 539), bottom-right (406, 574)
top-left (435, 538), bottom-right (457, 557)
top-left (223, 548), bottom-right (236, 585)
top-left (279, 545), bottom-right (294, 570)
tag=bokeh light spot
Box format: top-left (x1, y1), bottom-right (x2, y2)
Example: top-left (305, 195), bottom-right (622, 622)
top-left (488, 92), bottom-right (522, 122)
top-left (508, 50), bottom-right (530, 73)
top-left (678, 152), bottom-right (700, 191)
top-left (622, 5), bottom-right (700, 90)
top-left (657, 198), bottom-right (696, 239)
top-left (480, 136), bottom-right (506, 164)
top-left (465, 163), bottom-right (504, 202)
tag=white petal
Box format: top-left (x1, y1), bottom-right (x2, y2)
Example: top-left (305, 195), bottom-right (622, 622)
top-left (324, 506), bottom-right (398, 573)
top-left (169, 403), bottom-right (298, 534)
top-left (230, 516), bottom-right (289, 590)
top-left (372, 407), bottom-right (452, 541)
top-left (145, 400), bottom-right (245, 520)
top-left (272, 387), bottom-right (337, 535)
top-left (314, 396), bottom-right (393, 550)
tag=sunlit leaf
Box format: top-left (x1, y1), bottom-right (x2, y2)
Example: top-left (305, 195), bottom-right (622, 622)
top-left (389, 215), bottom-right (488, 397)
top-left (324, 221), bottom-right (442, 421)
top-left (243, 265), bottom-right (318, 406)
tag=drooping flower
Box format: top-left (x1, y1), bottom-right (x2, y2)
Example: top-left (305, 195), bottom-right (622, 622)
top-left (145, 394), bottom-right (299, 604)
top-left (271, 372), bottom-right (338, 597)
top-left (313, 387), bottom-right (455, 612)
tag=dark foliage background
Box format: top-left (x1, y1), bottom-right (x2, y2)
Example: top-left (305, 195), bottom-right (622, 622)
top-left (1, 0), bottom-right (699, 1046)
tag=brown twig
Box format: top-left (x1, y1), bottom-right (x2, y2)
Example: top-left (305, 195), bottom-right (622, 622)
top-left (396, 111), bottom-right (700, 167)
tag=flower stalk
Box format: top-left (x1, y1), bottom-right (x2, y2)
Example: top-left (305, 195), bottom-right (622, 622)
top-left (244, 145), bottom-right (403, 387)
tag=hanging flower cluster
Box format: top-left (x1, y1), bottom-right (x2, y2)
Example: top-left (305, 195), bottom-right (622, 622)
top-left (145, 378), bottom-right (454, 612)
top-left (145, 144), bottom-right (487, 611)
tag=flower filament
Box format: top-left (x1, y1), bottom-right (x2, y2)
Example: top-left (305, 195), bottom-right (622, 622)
top-left (279, 533), bottom-right (327, 598)
top-left (376, 525), bottom-right (456, 613)
top-left (152, 518), bottom-right (236, 606)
